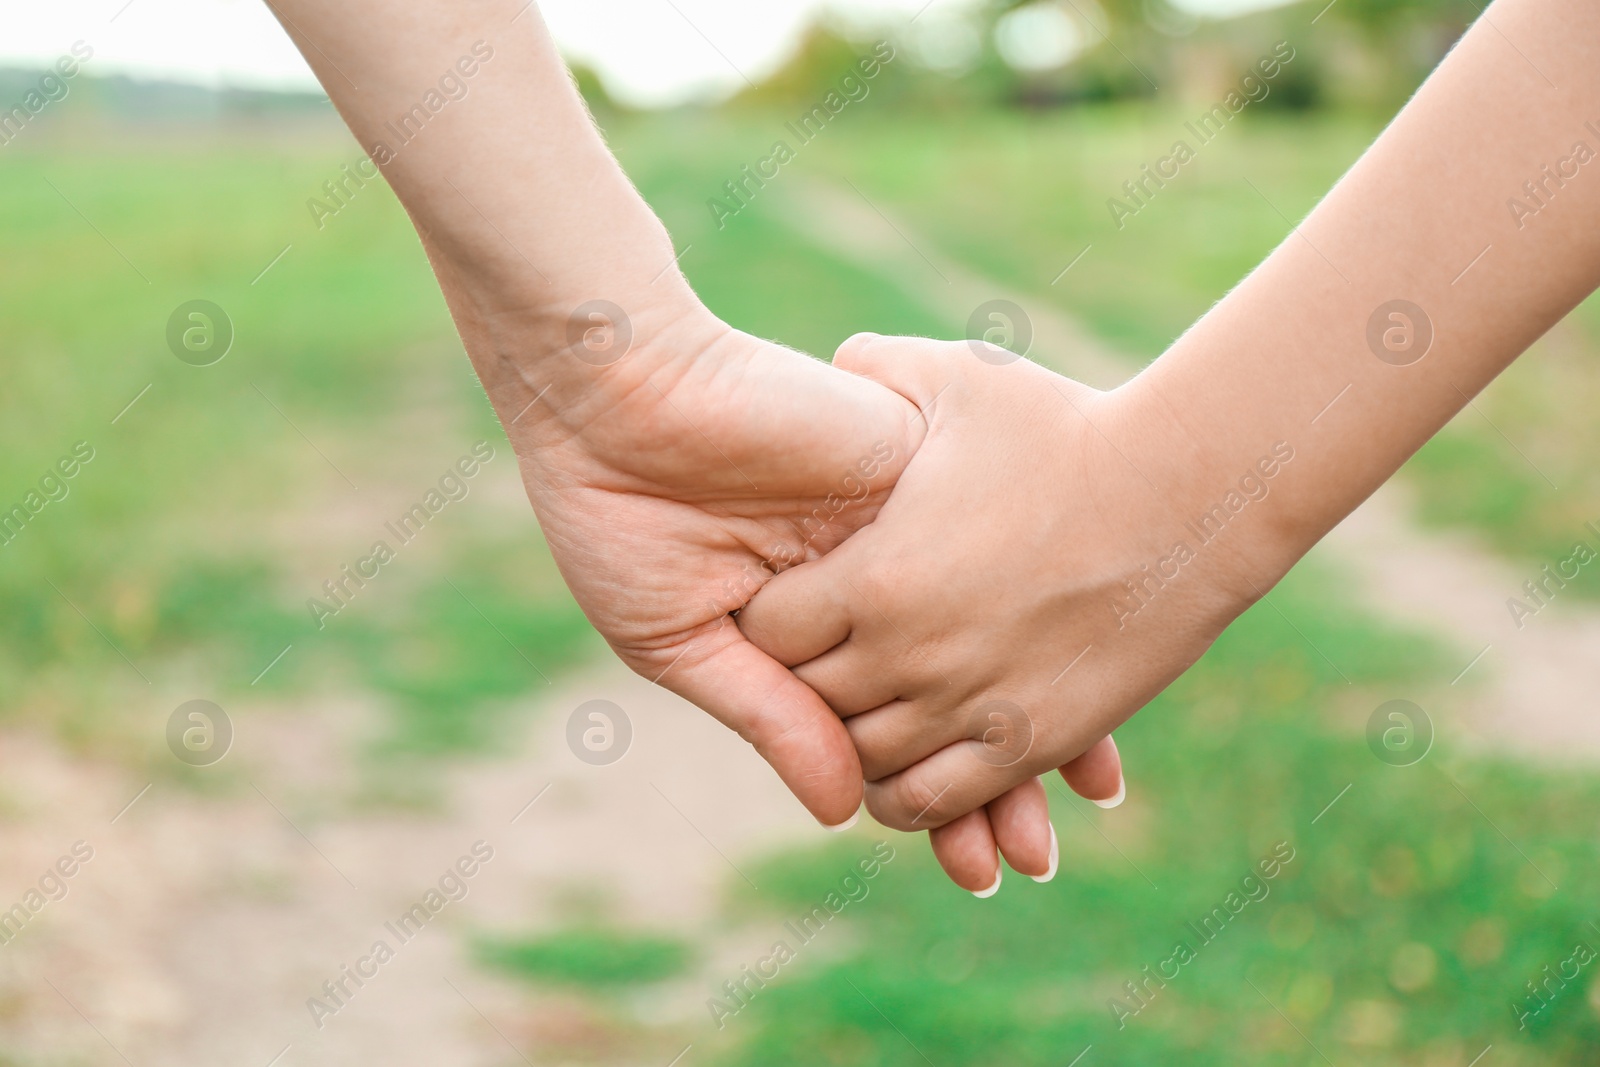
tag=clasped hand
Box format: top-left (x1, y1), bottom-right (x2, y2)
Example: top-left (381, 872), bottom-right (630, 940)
top-left (738, 332), bottom-right (1263, 892)
top-left (501, 295), bottom-right (1241, 894)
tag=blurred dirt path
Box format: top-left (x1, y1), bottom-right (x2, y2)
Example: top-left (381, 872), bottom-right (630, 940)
top-left (778, 179), bottom-right (1600, 763)
top-left (780, 182), bottom-right (1133, 391)
top-left (0, 657), bottom-right (828, 1066)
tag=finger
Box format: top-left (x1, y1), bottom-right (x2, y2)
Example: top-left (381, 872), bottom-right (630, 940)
top-left (834, 333), bottom-right (971, 410)
top-left (792, 645), bottom-right (915, 718)
top-left (988, 777), bottom-right (1056, 882)
top-left (1059, 735), bottom-right (1125, 809)
top-left (865, 729), bottom-right (1124, 830)
top-left (754, 534), bottom-right (946, 718)
top-left (843, 700), bottom-right (965, 781)
top-left (927, 808), bottom-right (1002, 896)
top-left (661, 626), bottom-right (863, 828)
top-left (738, 553), bottom-right (855, 667)
top-left (865, 737), bottom-right (1040, 832)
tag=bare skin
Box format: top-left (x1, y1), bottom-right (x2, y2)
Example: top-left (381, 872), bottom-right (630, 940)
top-left (262, 0), bottom-right (1122, 888)
top-left (740, 0), bottom-right (1600, 889)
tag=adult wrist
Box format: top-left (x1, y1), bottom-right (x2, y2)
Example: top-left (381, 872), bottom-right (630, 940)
top-left (458, 272), bottom-right (725, 458)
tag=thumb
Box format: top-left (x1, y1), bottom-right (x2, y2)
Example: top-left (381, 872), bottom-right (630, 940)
top-left (834, 333), bottom-right (972, 411)
top-left (659, 625), bottom-right (864, 829)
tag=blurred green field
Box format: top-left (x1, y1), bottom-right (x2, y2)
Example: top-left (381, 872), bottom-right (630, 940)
top-left (625, 105), bottom-right (1600, 596)
top-left (0, 129), bottom-right (601, 770)
top-left (704, 566), bottom-right (1600, 1067)
top-left (631, 106), bottom-right (1600, 1064)
top-left (470, 564), bottom-right (1600, 1066)
top-left (806, 107), bottom-right (1600, 598)
top-left (5, 94), bottom-right (1600, 1063)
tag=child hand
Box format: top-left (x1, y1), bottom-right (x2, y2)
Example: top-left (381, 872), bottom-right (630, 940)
top-left (739, 332), bottom-right (1267, 834)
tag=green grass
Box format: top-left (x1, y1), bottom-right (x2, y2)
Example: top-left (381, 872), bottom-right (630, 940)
top-left (0, 115), bottom-right (959, 758)
top-left (788, 105), bottom-right (1383, 359)
top-left (9, 98), bottom-right (1600, 1064)
top-left (611, 104), bottom-right (1600, 595)
top-left (476, 928), bottom-right (695, 989)
top-left (688, 563), bottom-right (1600, 1066)
top-left (0, 131), bottom-right (597, 755)
top-left (798, 106), bottom-right (1600, 595)
top-left (1400, 333), bottom-right (1600, 599)
top-left (614, 110), bottom-right (950, 357)
top-left (13, 103), bottom-right (1583, 761)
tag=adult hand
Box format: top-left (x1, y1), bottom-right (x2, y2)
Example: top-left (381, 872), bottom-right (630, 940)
top-left (506, 301), bottom-right (1126, 864)
top-left (264, 0), bottom-right (1126, 879)
top-left (505, 299), bottom-right (917, 826)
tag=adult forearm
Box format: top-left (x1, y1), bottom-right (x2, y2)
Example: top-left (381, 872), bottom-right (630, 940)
top-left (263, 1), bottom-right (707, 429)
top-left (1135, 0), bottom-right (1600, 581)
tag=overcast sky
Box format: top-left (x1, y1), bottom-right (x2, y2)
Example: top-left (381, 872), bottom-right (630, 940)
top-left (3, 0), bottom-right (1294, 107)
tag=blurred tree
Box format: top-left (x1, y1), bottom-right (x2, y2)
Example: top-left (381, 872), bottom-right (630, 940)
top-left (986, 0), bottom-right (1167, 105)
top-left (733, 24), bottom-right (866, 110)
top-left (1312, 0), bottom-right (1475, 107)
top-left (1326, 0), bottom-right (1471, 33)
top-left (725, 21), bottom-right (966, 114)
top-left (722, 0), bottom-right (1479, 117)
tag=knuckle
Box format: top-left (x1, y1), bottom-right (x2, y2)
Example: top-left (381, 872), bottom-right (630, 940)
top-left (861, 787), bottom-right (913, 832)
top-left (886, 773), bottom-right (953, 831)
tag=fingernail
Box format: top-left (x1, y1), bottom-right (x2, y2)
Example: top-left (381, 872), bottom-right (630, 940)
top-left (1031, 824), bottom-right (1060, 884)
top-left (1092, 774), bottom-right (1126, 810)
top-left (972, 866), bottom-right (1002, 899)
top-left (822, 810), bottom-right (860, 833)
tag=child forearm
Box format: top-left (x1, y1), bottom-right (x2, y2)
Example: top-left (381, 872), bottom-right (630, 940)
top-left (1136, 0), bottom-right (1600, 585)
